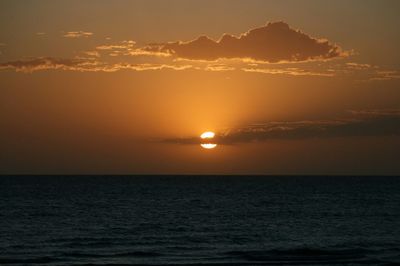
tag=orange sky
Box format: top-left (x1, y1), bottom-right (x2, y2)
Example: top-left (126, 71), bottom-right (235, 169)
top-left (0, 0), bottom-right (399, 174)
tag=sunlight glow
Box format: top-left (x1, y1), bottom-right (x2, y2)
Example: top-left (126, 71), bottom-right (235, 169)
top-left (200, 131), bottom-right (217, 149)
top-left (200, 131), bottom-right (215, 139)
top-left (201, 144), bottom-right (217, 149)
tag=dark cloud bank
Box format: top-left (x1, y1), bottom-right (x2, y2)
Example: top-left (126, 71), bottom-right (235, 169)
top-left (146, 21), bottom-right (346, 62)
top-left (164, 109), bottom-right (400, 145)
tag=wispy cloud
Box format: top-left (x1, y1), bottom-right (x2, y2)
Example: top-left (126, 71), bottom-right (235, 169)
top-left (370, 70), bottom-right (400, 81)
top-left (240, 61), bottom-right (400, 80)
top-left (349, 109), bottom-right (400, 117)
top-left (163, 109), bottom-right (400, 145)
top-left (242, 67), bottom-right (334, 77)
top-left (2, 55), bottom-right (400, 81)
top-left (0, 57), bottom-right (87, 72)
top-left (95, 40), bottom-right (171, 57)
top-left (0, 57), bottom-right (192, 73)
top-left (111, 63), bottom-right (193, 72)
top-left (63, 31), bottom-right (93, 38)
top-left (82, 50), bottom-right (101, 58)
top-left (96, 40), bottom-right (136, 50)
top-left (204, 64), bottom-right (235, 72)
top-left (341, 63), bottom-right (400, 81)
top-left (345, 62), bottom-right (372, 70)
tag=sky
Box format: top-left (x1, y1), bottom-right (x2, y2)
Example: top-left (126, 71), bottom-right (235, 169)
top-left (0, 0), bottom-right (399, 175)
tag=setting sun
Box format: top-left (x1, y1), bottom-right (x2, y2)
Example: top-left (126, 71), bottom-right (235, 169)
top-left (200, 144), bottom-right (217, 149)
top-left (200, 131), bottom-right (217, 149)
top-left (200, 131), bottom-right (215, 139)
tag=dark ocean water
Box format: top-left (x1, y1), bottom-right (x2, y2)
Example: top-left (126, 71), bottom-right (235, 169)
top-left (0, 176), bottom-right (399, 265)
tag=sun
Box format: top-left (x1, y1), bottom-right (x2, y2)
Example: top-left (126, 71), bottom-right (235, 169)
top-left (200, 131), bottom-right (217, 149)
top-left (201, 131), bottom-right (215, 139)
top-left (201, 143), bottom-right (217, 149)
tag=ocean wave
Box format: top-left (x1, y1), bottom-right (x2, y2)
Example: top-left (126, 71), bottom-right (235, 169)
top-left (222, 247), bottom-right (379, 264)
top-left (62, 250), bottom-right (163, 258)
top-left (0, 256), bottom-right (60, 264)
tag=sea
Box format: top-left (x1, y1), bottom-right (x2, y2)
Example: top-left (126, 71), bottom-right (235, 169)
top-left (0, 175), bottom-right (399, 265)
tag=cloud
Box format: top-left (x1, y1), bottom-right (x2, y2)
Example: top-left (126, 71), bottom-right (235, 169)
top-left (95, 40), bottom-right (171, 57)
top-left (370, 70), bottom-right (400, 81)
top-left (204, 64), bottom-right (235, 72)
top-left (82, 50), bottom-right (101, 58)
top-left (0, 57), bottom-right (192, 73)
top-left (96, 40), bottom-right (136, 50)
top-left (3, 22), bottom-right (399, 78)
top-left (0, 57), bottom-right (88, 72)
top-left (145, 21), bottom-right (347, 63)
top-left (2, 55), bottom-right (400, 81)
top-left (163, 109), bottom-right (400, 145)
top-left (346, 62), bottom-right (372, 70)
top-left (242, 67), bottom-right (334, 77)
top-left (342, 62), bottom-right (400, 81)
top-left (63, 31), bottom-right (93, 38)
top-left (127, 48), bottom-right (171, 57)
top-left (349, 109), bottom-right (400, 117)
top-left (112, 63), bottom-right (192, 71)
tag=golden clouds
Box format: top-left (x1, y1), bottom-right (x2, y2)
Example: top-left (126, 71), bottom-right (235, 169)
top-left (0, 57), bottom-right (192, 73)
top-left (2, 56), bottom-right (400, 81)
top-left (1, 21), bottom-right (399, 81)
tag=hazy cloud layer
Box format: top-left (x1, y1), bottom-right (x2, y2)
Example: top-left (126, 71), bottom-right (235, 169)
top-left (1, 56), bottom-right (400, 80)
top-left (145, 22), bottom-right (347, 63)
top-left (164, 109), bottom-right (400, 145)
